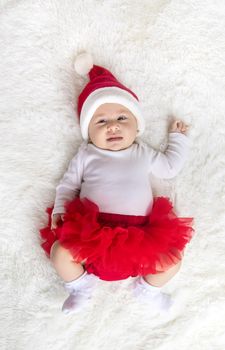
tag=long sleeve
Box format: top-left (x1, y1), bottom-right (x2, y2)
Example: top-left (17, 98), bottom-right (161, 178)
top-left (148, 132), bottom-right (190, 179)
top-left (52, 146), bottom-right (85, 215)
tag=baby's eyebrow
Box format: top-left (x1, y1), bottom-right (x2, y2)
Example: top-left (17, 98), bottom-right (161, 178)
top-left (94, 109), bottom-right (128, 119)
top-left (116, 109), bottom-right (128, 114)
top-left (94, 113), bottom-right (106, 118)
top-left (95, 109), bottom-right (128, 118)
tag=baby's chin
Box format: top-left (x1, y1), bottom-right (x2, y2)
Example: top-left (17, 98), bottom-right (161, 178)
top-left (91, 139), bottom-right (134, 151)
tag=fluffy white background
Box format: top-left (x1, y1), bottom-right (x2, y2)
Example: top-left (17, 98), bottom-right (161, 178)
top-left (1, 1), bottom-right (225, 349)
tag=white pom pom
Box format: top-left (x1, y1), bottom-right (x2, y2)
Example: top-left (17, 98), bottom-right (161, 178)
top-left (74, 52), bottom-right (93, 76)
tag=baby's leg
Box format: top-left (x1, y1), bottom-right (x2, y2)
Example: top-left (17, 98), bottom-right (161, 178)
top-left (50, 241), bottom-right (97, 314)
top-left (50, 241), bottom-right (84, 282)
top-left (144, 260), bottom-right (182, 287)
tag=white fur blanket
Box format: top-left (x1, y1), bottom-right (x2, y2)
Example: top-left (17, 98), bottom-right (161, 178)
top-left (1, 1), bottom-right (225, 349)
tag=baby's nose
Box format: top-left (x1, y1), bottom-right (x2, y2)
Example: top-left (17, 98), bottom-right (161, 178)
top-left (107, 121), bottom-right (120, 131)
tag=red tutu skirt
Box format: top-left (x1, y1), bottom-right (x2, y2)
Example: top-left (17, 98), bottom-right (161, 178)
top-left (40, 197), bottom-right (194, 281)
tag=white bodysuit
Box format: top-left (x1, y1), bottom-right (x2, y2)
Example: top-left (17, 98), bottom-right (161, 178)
top-left (53, 133), bottom-right (189, 216)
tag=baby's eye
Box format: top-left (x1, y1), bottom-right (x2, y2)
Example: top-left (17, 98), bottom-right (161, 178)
top-left (97, 119), bottom-right (106, 124)
top-left (117, 115), bottom-right (127, 121)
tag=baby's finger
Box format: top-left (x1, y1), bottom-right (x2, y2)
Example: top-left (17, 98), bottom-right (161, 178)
top-left (183, 124), bottom-right (189, 130)
top-left (181, 125), bottom-right (189, 134)
top-left (51, 227), bottom-right (57, 237)
top-left (175, 120), bottom-right (183, 130)
top-left (178, 122), bottom-right (187, 131)
top-left (51, 219), bottom-right (58, 230)
top-left (170, 120), bottom-right (179, 131)
top-left (178, 121), bottom-right (185, 129)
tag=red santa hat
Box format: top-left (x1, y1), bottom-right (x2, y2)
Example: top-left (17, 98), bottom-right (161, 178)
top-left (74, 53), bottom-right (145, 140)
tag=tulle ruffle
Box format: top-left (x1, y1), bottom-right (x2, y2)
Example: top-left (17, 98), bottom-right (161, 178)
top-left (40, 197), bottom-right (194, 281)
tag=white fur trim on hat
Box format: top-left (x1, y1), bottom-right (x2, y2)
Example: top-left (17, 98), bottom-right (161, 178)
top-left (80, 87), bottom-right (145, 140)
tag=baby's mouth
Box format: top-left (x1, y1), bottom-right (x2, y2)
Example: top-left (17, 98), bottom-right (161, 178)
top-left (106, 136), bottom-right (123, 142)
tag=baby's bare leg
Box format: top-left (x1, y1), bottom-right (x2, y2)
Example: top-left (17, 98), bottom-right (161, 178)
top-left (50, 241), bottom-right (84, 282)
top-left (144, 260), bottom-right (182, 287)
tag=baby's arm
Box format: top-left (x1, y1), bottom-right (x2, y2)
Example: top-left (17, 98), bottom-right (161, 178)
top-left (149, 119), bottom-right (190, 179)
top-left (51, 147), bottom-right (85, 228)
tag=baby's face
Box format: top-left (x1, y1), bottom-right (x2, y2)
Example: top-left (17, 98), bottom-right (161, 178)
top-left (88, 103), bottom-right (138, 151)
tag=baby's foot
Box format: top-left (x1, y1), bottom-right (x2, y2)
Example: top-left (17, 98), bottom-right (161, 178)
top-left (132, 277), bottom-right (173, 313)
top-left (62, 289), bottom-right (92, 314)
top-left (62, 272), bottom-right (98, 315)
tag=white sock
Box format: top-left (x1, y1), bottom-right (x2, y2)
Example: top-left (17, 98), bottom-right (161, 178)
top-left (133, 276), bottom-right (173, 313)
top-left (62, 271), bottom-right (98, 314)
top-left (140, 277), bottom-right (162, 294)
top-left (64, 271), bottom-right (88, 292)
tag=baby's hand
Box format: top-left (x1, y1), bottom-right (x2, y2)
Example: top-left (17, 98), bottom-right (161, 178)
top-left (51, 213), bottom-right (65, 230)
top-left (169, 120), bottom-right (189, 135)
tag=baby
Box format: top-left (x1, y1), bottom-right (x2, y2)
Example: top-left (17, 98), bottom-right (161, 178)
top-left (40, 53), bottom-right (194, 315)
